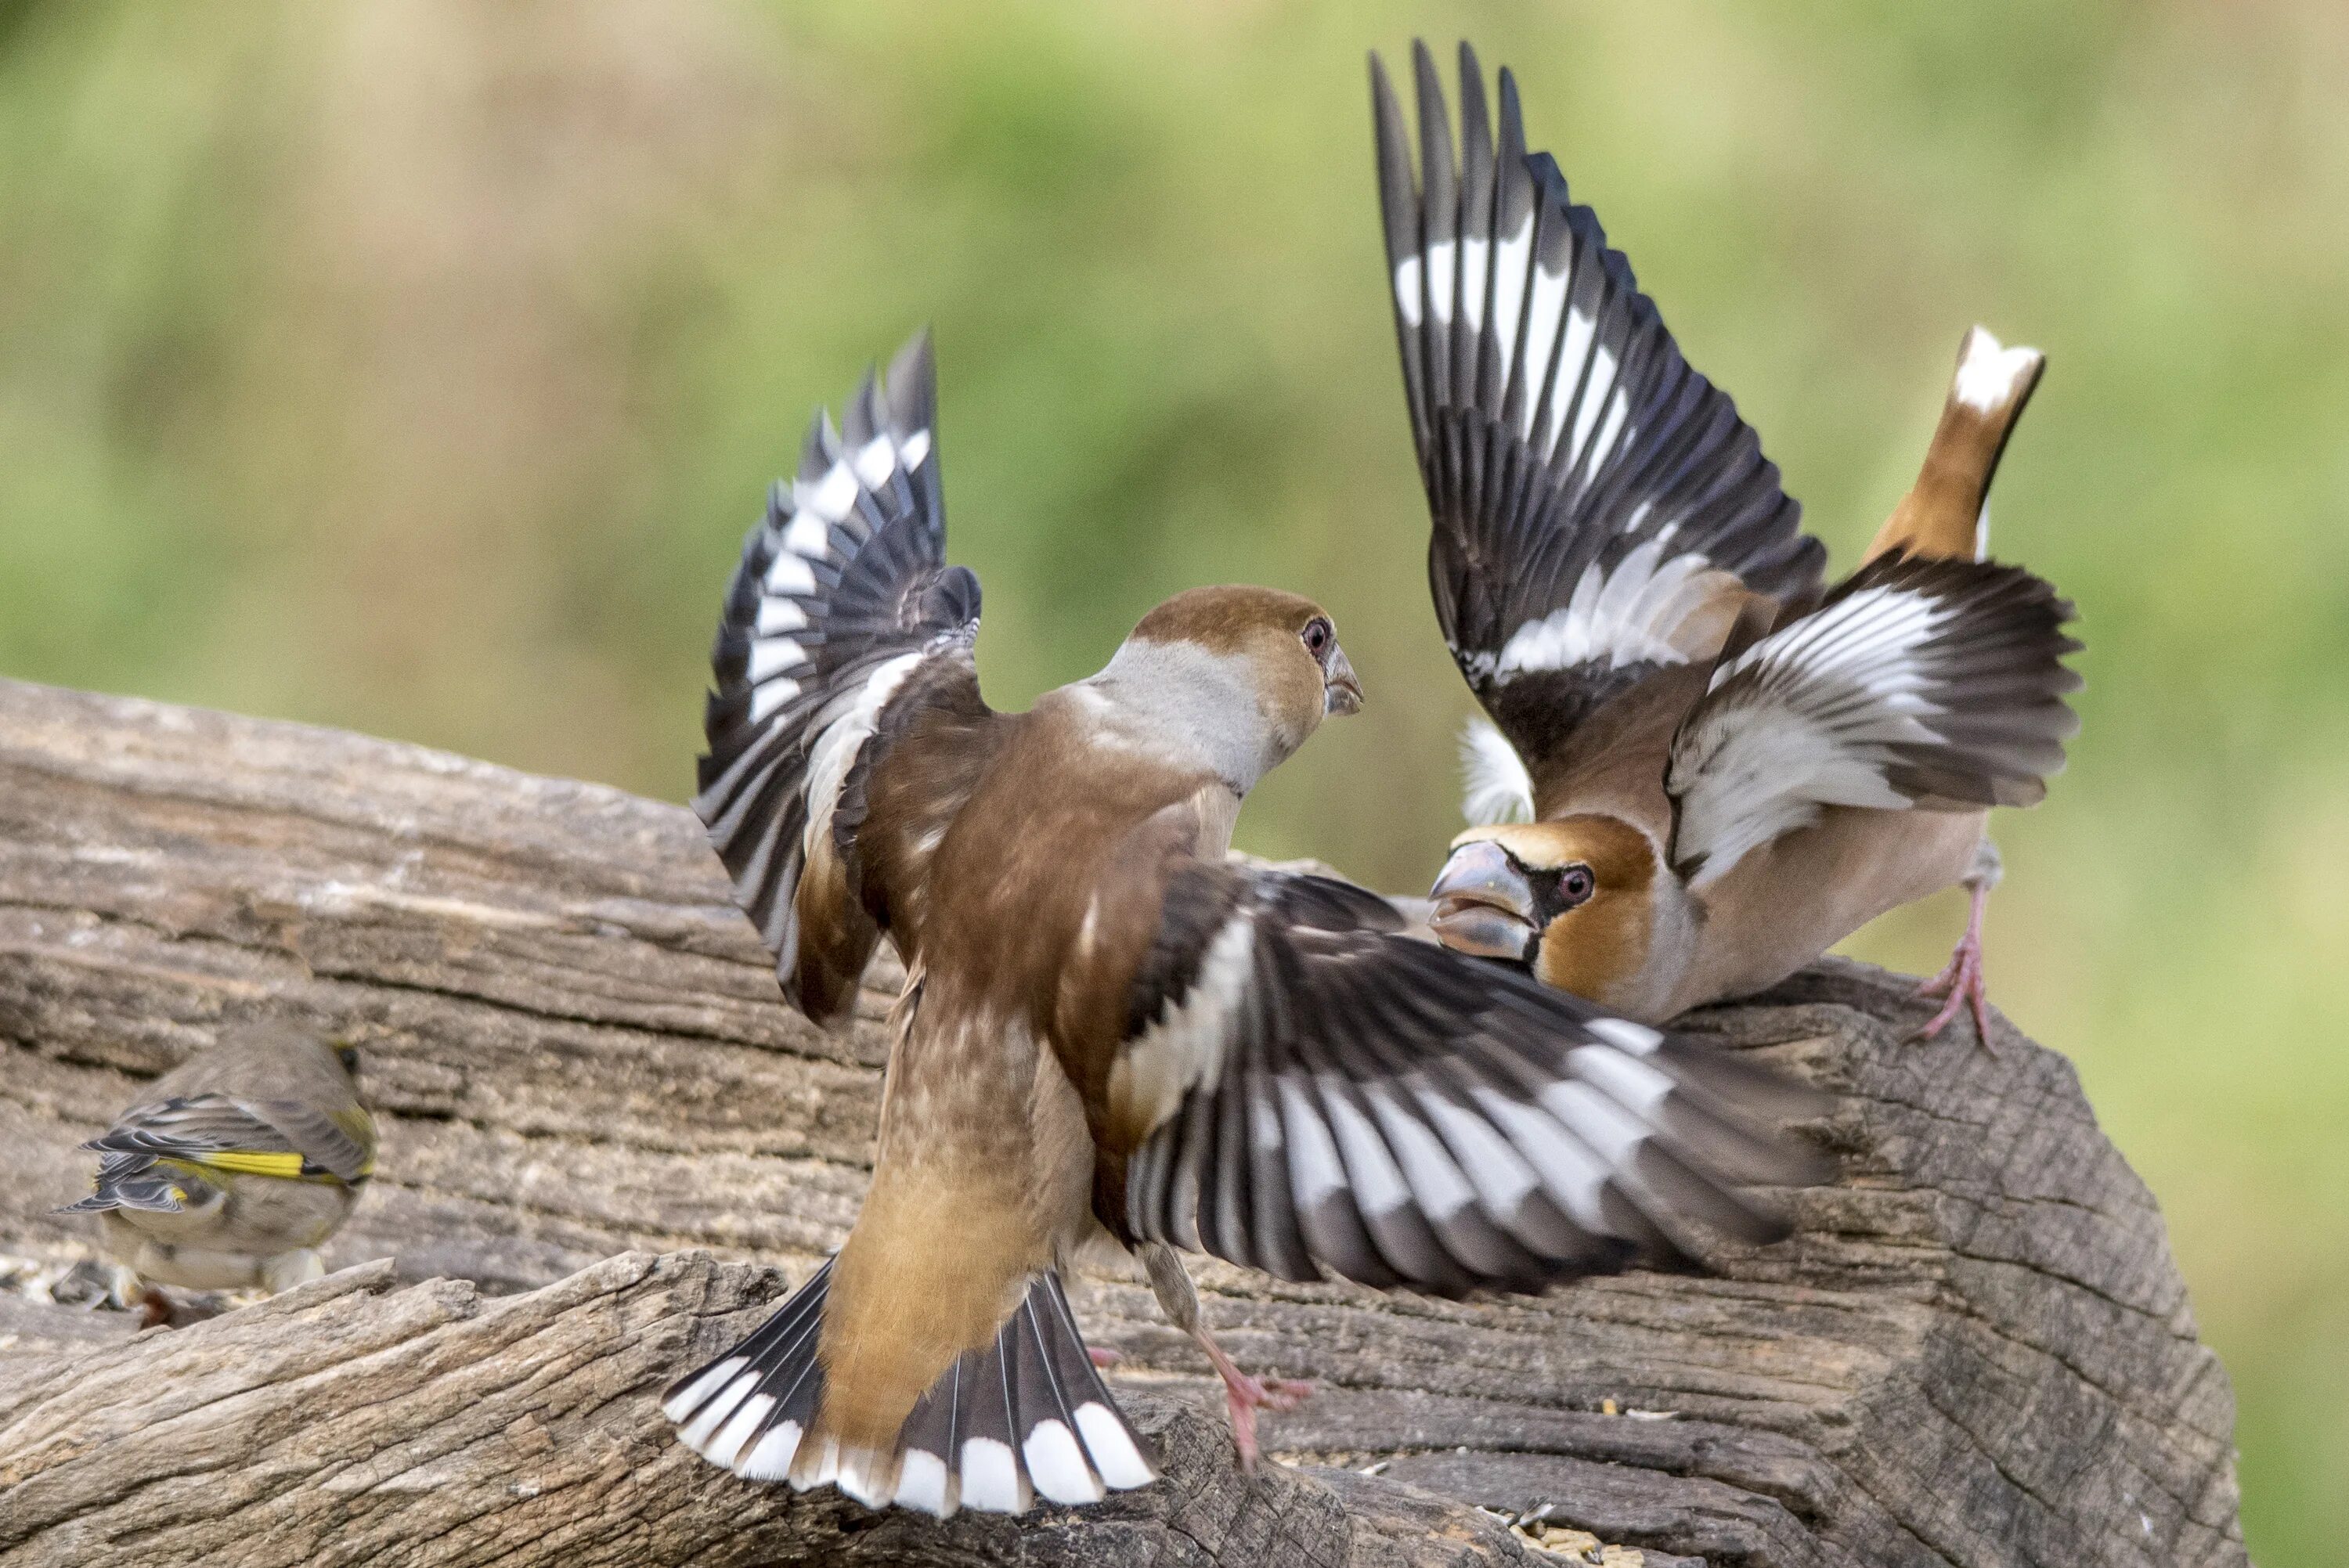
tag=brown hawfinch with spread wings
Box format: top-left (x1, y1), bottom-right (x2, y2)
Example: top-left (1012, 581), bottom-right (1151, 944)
top-left (1376, 44), bottom-right (2081, 1042)
top-left (663, 332), bottom-right (1831, 1516)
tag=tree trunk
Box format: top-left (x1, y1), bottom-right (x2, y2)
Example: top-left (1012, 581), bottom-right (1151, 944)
top-left (0, 679), bottom-right (2248, 1566)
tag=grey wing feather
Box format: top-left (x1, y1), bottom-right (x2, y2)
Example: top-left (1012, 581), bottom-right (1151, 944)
top-left (247, 1098), bottom-right (375, 1182)
top-left (84, 1094), bottom-right (298, 1158)
top-left (85, 1093), bottom-right (370, 1181)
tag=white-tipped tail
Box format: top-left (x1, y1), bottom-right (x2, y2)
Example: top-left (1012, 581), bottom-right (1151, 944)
top-left (1952, 326), bottom-right (2043, 414)
top-left (1459, 719), bottom-right (1535, 827)
top-left (665, 1262), bottom-right (1153, 1517)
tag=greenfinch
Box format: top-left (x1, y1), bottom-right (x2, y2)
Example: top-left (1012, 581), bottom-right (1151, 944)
top-left (63, 1024), bottom-right (377, 1296)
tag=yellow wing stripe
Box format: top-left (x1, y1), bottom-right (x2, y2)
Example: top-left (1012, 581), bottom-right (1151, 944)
top-left (187, 1150), bottom-right (309, 1178)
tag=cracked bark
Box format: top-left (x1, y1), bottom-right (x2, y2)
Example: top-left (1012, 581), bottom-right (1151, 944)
top-left (0, 679), bottom-right (2247, 1567)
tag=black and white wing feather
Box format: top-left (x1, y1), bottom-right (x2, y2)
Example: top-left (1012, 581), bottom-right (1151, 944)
top-left (1666, 553), bottom-right (2082, 886)
top-left (1116, 862), bottom-right (1831, 1296)
top-left (1372, 41), bottom-right (1825, 774)
top-left (696, 331), bottom-right (994, 1025)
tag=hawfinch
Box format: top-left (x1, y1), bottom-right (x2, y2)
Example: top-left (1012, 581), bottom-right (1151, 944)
top-left (60, 1025), bottom-right (376, 1301)
top-left (1376, 44), bottom-right (2081, 1040)
top-left (664, 332), bottom-right (1831, 1516)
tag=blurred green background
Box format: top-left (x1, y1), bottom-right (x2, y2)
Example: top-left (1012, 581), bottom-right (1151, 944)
top-left (2, 0), bottom-right (2341, 1555)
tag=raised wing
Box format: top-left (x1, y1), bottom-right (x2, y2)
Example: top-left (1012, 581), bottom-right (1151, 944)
top-left (1371, 41), bottom-right (1825, 775)
top-left (1110, 859), bottom-right (1831, 1297)
top-left (696, 332), bottom-right (998, 1024)
top-left (1666, 553), bottom-right (2081, 886)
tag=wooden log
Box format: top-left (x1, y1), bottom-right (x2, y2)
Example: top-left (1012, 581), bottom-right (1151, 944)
top-left (0, 679), bottom-right (2249, 1566)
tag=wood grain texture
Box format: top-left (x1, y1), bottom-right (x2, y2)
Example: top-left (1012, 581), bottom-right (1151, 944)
top-left (0, 678), bottom-right (2246, 1566)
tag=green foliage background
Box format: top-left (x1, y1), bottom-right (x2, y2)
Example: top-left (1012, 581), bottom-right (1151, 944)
top-left (2, 2), bottom-right (2341, 1555)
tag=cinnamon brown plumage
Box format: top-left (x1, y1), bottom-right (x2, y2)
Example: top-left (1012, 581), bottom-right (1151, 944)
top-left (666, 332), bottom-right (1831, 1516)
top-left (1377, 43), bottom-right (2080, 1032)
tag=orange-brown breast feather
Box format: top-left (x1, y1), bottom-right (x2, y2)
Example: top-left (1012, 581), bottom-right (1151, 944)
top-left (1671, 803), bottom-right (1984, 1014)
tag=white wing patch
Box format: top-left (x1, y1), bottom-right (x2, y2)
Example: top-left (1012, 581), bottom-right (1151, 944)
top-left (1110, 910), bottom-right (1257, 1136)
top-left (1518, 265), bottom-right (1571, 421)
top-left (1557, 343), bottom-right (1626, 473)
top-left (1670, 584), bottom-right (1955, 885)
top-left (1427, 236), bottom-right (1456, 326)
top-left (742, 423), bottom-right (936, 726)
top-left (1458, 717), bottom-right (1535, 827)
top-left (1460, 235), bottom-right (1488, 330)
top-left (763, 549), bottom-right (817, 599)
top-left (801, 652), bottom-right (927, 869)
top-left (1495, 539), bottom-right (1730, 680)
top-left (1488, 209), bottom-right (1533, 389)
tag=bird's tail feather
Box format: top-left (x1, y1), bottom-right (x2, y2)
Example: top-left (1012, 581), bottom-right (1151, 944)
top-left (1866, 325), bottom-right (2045, 564)
top-left (663, 1256), bottom-right (834, 1484)
top-left (664, 1261), bottom-right (1154, 1516)
top-left (54, 1156), bottom-right (190, 1215)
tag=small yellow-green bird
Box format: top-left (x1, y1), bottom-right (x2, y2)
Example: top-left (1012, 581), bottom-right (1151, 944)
top-left (62, 1024), bottom-right (377, 1296)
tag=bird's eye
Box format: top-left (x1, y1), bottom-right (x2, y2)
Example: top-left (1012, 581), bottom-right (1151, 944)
top-left (1301, 617), bottom-right (1333, 658)
top-left (1560, 864), bottom-right (1597, 906)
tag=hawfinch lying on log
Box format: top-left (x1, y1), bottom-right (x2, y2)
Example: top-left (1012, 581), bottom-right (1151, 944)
top-left (664, 331), bottom-right (1831, 1516)
top-left (1376, 43), bottom-right (2081, 1040)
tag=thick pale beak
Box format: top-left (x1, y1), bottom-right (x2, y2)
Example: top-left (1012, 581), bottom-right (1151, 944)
top-left (1323, 646), bottom-right (1363, 717)
top-left (1426, 839), bottom-right (1538, 962)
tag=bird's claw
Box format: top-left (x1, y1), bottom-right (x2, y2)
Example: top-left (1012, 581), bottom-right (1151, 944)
top-left (1218, 1369), bottom-right (1315, 1471)
top-left (1912, 932), bottom-right (1996, 1050)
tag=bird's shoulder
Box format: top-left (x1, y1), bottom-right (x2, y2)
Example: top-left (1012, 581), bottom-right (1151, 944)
top-left (904, 694), bottom-right (1234, 1026)
top-left (1518, 660), bottom-right (1706, 821)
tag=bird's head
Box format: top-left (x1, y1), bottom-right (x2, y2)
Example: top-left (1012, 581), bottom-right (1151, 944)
top-left (1426, 816), bottom-right (1659, 1006)
top-left (1116, 586), bottom-right (1362, 786)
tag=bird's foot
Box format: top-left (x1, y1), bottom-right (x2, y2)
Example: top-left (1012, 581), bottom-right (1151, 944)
top-left (1086, 1346), bottom-right (1124, 1369)
top-left (1912, 889), bottom-right (1996, 1050)
top-left (1219, 1370), bottom-right (1315, 1472)
top-left (1193, 1332), bottom-right (1311, 1470)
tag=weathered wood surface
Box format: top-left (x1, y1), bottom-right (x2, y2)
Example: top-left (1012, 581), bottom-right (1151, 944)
top-left (0, 678), bottom-right (2247, 1566)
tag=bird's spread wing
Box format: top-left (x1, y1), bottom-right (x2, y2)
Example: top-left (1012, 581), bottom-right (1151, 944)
top-left (697, 332), bottom-right (998, 1024)
top-left (1666, 553), bottom-right (2082, 886)
top-left (1105, 854), bottom-right (1831, 1298)
top-left (63, 1091), bottom-right (372, 1212)
top-left (1372, 41), bottom-right (1825, 780)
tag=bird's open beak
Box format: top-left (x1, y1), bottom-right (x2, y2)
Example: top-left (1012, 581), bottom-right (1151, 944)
top-left (1426, 840), bottom-right (1538, 962)
top-left (1323, 647), bottom-right (1363, 717)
